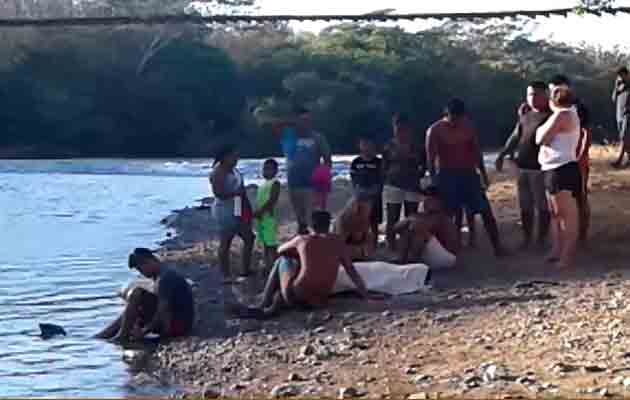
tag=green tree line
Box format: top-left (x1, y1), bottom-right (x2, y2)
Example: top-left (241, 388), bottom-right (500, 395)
top-left (0, 8), bottom-right (628, 157)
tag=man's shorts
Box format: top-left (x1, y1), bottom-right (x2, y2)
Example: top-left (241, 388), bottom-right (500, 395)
top-left (437, 170), bottom-right (490, 215)
top-left (543, 161), bottom-right (582, 198)
top-left (383, 185), bottom-right (422, 205)
top-left (288, 187), bottom-right (313, 228)
top-left (517, 169), bottom-right (548, 212)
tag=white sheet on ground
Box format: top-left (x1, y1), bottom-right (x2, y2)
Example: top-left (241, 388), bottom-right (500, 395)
top-left (422, 236), bottom-right (456, 269)
top-left (333, 261), bottom-right (430, 296)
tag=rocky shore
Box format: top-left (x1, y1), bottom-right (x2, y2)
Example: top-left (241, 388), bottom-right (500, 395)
top-left (147, 146), bottom-right (630, 399)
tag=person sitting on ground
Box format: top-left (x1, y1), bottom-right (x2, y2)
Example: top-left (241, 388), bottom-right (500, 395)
top-left (254, 158), bottom-right (281, 276)
top-left (392, 187), bottom-right (459, 266)
top-left (350, 134), bottom-right (384, 248)
top-left (210, 144), bottom-right (255, 283)
top-left (96, 248), bottom-right (195, 342)
top-left (229, 211), bottom-right (374, 319)
top-left (334, 195), bottom-right (376, 261)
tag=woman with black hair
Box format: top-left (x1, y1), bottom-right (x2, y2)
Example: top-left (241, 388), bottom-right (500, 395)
top-left (209, 145), bottom-right (255, 283)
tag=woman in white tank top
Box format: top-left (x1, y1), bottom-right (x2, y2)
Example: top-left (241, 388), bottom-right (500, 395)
top-left (535, 86), bottom-right (582, 269)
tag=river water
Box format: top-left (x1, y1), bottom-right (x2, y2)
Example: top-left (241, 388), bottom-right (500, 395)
top-left (0, 154), bottom-right (498, 397)
top-left (0, 158), bottom-right (353, 397)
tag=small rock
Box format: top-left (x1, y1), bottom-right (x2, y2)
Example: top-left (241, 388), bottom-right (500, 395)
top-left (201, 385), bottom-right (220, 399)
top-left (270, 384), bottom-right (300, 398)
top-left (599, 388), bottom-right (609, 397)
top-left (313, 326), bottom-right (327, 334)
top-left (463, 376), bottom-right (482, 388)
top-left (405, 367), bottom-right (418, 375)
top-left (300, 344), bottom-right (315, 357)
top-left (412, 375), bottom-right (433, 385)
top-left (407, 393), bottom-right (428, 400)
top-left (230, 383), bottom-right (246, 391)
top-left (516, 376), bottom-right (536, 385)
top-left (583, 365), bottom-right (607, 373)
top-left (382, 310), bottom-right (392, 317)
top-left (288, 373), bottom-right (304, 382)
top-left (338, 387), bottom-right (362, 399)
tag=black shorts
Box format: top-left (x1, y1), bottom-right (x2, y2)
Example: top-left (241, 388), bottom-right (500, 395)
top-left (544, 161), bottom-right (582, 198)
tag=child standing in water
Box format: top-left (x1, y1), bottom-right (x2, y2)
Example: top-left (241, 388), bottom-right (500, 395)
top-left (255, 159), bottom-right (281, 275)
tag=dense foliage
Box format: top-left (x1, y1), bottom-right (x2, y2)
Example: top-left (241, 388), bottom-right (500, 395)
top-left (0, 1), bottom-right (628, 157)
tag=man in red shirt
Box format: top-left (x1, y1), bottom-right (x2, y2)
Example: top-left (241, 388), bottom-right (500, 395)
top-left (427, 98), bottom-right (504, 257)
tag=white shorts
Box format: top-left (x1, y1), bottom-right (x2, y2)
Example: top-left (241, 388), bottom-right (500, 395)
top-left (383, 185), bottom-right (422, 204)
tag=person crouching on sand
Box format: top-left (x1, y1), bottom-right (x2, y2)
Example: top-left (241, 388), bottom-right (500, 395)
top-left (96, 248), bottom-right (194, 342)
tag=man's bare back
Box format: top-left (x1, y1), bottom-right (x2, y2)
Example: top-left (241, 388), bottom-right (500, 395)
top-left (291, 234), bottom-right (347, 306)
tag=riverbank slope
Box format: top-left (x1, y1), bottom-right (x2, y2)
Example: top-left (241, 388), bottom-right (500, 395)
top-left (156, 145), bottom-right (630, 399)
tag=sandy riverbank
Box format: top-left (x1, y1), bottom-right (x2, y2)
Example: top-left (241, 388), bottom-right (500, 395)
top-left (150, 145), bottom-right (630, 399)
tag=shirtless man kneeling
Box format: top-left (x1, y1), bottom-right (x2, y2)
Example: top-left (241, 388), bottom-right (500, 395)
top-left (232, 211), bottom-right (375, 319)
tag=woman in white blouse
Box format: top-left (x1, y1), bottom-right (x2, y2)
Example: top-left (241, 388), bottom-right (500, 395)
top-left (535, 86), bottom-right (583, 269)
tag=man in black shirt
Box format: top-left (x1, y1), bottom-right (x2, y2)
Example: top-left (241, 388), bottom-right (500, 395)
top-left (96, 248), bottom-right (195, 342)
top-left (496, 81), bottom-right (551, 249)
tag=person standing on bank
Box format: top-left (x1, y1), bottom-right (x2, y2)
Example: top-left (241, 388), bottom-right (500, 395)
top-left (536, 86), bottom-right (582, 269)
top-left (612, 66), bottom-right (630, 168)
top-left (496, 81), bottom-right (552, 250)
top-left (427, 98), bottom-right (504, 257)
top-left (382, 113), bottom-right (425, 252)
top-left (272, 107), bottom-right (332, 234)
top-left (209, 145), bottom-right (255, 284)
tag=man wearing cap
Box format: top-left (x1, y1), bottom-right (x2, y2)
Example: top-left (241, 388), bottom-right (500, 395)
top-left (96, 248), bottom-right (195, 342)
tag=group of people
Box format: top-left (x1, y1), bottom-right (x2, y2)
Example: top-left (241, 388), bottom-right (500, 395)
top-left (99, 69), bottom-right (630, 341)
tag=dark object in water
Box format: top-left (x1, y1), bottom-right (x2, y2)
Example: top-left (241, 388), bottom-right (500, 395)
top-left (39, 323), bottom-right (67, 339)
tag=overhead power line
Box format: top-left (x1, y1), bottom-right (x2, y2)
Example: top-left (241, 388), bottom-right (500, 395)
top-left (0, 7), bottom-right (629, 27)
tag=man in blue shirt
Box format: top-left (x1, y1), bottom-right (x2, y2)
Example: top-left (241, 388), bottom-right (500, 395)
top-left (273, 107), bottom-right (332, 234)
